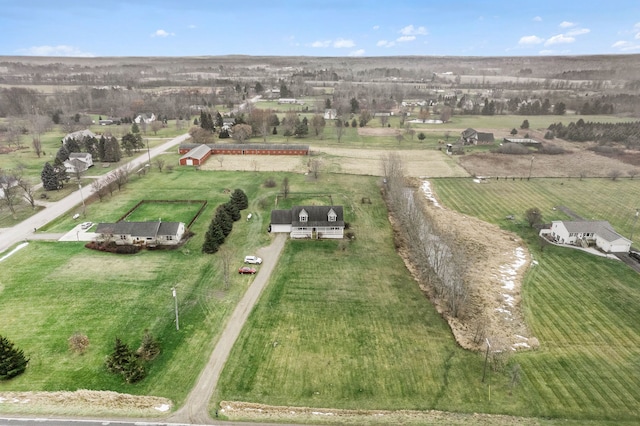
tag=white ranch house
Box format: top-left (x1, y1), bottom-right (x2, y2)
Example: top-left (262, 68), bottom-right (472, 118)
top-left (64, 153), bottom-right (94, 174)
top-left (270, 205), bottom-right (344, 239)
top-left (95, 221), bottom-right (186, 247)
top-left (541, 220), bottom-right (631, 253)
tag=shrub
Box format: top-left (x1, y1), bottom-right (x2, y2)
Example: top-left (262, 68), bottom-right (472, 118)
top-left (494, 143), bottom-right (530, 155)
top-left (105, 337), bottom-right (146, 384)
top-left (539, 144), bottom-right (566, 155)
top-left (264, 177), bottom-right (276, 188)
top-left (68, 332), bottom-right (90, 355)
top-left (136, 330), bottom-right (160, 361)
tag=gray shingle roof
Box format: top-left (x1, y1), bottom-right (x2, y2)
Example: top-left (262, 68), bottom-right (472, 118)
top-left (180, 144), bottom-right (211, 160)
top-left (560, 220), bottom-right (629, 243)
top-left (270, 209), bottom-right (292, 225)
top-left (291, 205), bottom-right (344, 227)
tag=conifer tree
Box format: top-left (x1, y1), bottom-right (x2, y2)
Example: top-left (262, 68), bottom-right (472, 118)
top-left (215, 205), bottom-right (233, 237)
top-left (230, 189), bottom-right (248, 211)
top-left (223, 201), bottom-right (241, 221)
top-left (136, 330), bottom-right (160, 361)
top-left (0, 335), bottom-right (29, 380)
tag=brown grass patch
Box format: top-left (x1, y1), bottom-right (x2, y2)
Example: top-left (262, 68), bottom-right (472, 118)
top-left (0, 390), bottom-right (171, 417)
top-left (356, 127), bottom-right (399, 137)
top-left (219, 401), bottom-right (541, 425)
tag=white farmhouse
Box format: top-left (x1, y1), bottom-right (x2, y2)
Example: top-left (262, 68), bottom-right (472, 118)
top-left (544, 220), bottom-right (631, 253)
top-left (270, 206), bottom-right (344, 239)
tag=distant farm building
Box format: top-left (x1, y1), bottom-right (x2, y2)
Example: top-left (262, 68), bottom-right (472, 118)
top-left (503, 137), bottom-right (541, 147)
top-left (461, 128), bottom-right (494, 145)
top-left (178, 143), bottom-right (310, 166)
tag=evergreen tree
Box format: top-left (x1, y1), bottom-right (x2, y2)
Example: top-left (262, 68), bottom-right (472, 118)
top-left (55, 144), bottom-right (70, 165)
top-left (230, 189), bottom-right (249, 211)
top-left (131, 122), bottom-right (140, 134)
top-left (136, 330), bottom-right (160, 361)
top-left (65, 137), bottom-right (81, 154)
top-left (98, 135), bottom-right (107, 161)
top-left (84, 136), bottom-right (99, 158)
top-left (103, 136), bottom-right (122, 162)
top-left (215, 112), bottom-right (224, 128)
top-left (202, 229), bottom-right (220, 253)
top-left (105, 337), bottom-right (131, 375)
top-left (121, 133), bottom-right (137, 156)
top-left (223, 201), bottom-right (241, 221)
top-left (520, 119), bottom-right (530, 129)
top-left (0, 335), bottom-right (29, 380)
top-left (41, 162), bottom-right (63, 190)
top-left (208, 221), bottom-right (226, 245)
top-left (214, 206), bottom-right (233, 236)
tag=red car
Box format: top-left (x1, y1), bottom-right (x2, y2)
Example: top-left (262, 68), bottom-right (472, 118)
top-left (238, 266), bottom-right (257, 274)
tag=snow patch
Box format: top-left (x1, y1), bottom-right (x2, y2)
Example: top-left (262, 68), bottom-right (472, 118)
top-left (420, 180), bottom-right (441, 208)
top-left (0, 242), bottom-right (28, 262)
top-left (155, 404), bottom-right (170, 412)
top-left (312, 412), bottom-right (335, 416)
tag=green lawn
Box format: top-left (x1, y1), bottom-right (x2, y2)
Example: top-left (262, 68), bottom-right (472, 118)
top-left (216, 176), bottom-right (640, 423)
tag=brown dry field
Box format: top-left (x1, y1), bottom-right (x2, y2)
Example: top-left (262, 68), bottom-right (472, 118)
top-left (200, 146), bottom-right (470, 178)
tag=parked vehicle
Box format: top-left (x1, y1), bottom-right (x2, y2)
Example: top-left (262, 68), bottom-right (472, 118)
top-left (629, 251), bottom-right (640, 262)
top-left (80, 222), bottom-right (93, 230)
top-left (244, 255), bottom-right (263, 264)
top-left (238, 266), bottom-right (257, 274)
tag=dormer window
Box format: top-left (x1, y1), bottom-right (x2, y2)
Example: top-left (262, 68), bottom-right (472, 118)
top-left (299, 209), bottom-right (308, 222)
top-left (327, 208), bottom-right (337, 222)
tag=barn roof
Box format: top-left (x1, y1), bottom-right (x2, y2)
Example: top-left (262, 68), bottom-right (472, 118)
top-left (180, 144), bottom-right (211, 160)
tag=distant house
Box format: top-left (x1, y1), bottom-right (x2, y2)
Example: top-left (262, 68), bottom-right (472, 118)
top-left (64, 153), bottom-right (93, 174)
top-left (134, 113), bottom-right (156, 124)
top-left (278, 98), bottom-right (299, 104)
top-left (324, 109), bottom-right (337, 120)
top-left (270, 205), bottom-right (344, 239)
top-left (99, 119), bottom-right (114, 125)
top-left (541, 220), bottom-right (631, 253)
top-left (62, 129), bottom-right (97, 145)
top-left (461, 128), bottom-right (494, 145)
top-left (95, 221), bottom-right (186, 247)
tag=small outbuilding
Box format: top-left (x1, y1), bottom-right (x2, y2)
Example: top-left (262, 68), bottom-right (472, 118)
top-left (179, 144), bottom-right (213, 166)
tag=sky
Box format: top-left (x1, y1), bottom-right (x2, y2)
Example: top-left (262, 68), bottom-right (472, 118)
top-left (1, 0), bottom-right (640, 58)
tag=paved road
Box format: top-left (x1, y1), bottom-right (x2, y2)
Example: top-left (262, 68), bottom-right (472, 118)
top-left (167, 233), bottom-right (287, 425)
top-left (0, 134), bottom-right (191, 255)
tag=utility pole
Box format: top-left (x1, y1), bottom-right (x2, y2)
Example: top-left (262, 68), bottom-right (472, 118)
top-left (172, 287), bottom-right (179, 331)
top-left (630, 209), bottom-right (639, 243)
top-left (528, 155), bottom-right (535, 180)
top-left (146, 138), bottom-right (151, 167)
top-left (78, 183), bottom-right (86, 215)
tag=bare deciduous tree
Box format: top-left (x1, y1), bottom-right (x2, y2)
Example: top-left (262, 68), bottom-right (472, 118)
top-left (309, 158), bottom-right (322, 179)
top-left (0, 168), bottom-right (21, 219)
top-left (32, 137), bottom-right (42, 158)
top-left (282, 177), bottom-right (290, 199)
top-left (155, 158), bottom-right (166, 172)
top-left (17, 177), bottom-right (36, 209)
top-left (216, 155), bottom-right (225, 169)
top-left (68, 332), bottom-right (90, 354)
top-left (608, 169), bottom-right (621, 181)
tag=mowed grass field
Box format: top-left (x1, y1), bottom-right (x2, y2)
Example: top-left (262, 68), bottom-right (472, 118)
top-left (216, 176), bottom-right (640, 423)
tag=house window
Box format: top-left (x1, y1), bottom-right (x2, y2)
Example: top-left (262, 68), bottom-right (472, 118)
top-left (166, 235), bottom-right (173, 240)
top-left (328, 212), bottom-right (337, 222)
top-left (120, 235), bottom-right (127, 240)
top-left (299, 209), bottom-right (308, 222)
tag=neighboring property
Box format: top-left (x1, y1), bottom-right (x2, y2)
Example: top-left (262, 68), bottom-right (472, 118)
top-left (95, 221), bottom-right (186, 247)
top-left (540, 220), bottom-right (632, 253)
top-left (270, 205), bottom-right (344, 239)
top-left (134, 113), bottom-right (156, 124)
top-left (324, 109), bottom-right (337, 120)
top-left (179, 144), bottom-right (213, 166)
top-left (64, 152), bottom-right (94, 174)
top-left (0, 175), bottom-right (18, 199)
top-left (178, 143), bottom-right (310, 166)
top-left (62, 129), bottom-right (96, 145)
top-left (461, 128), bottom-right (494, 145)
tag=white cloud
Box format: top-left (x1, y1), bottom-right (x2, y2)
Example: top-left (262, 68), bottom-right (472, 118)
top-left (399, 25), bottom-right (427, 36)
top-left (17, 45), bottom-right (94, 57)
top-left (188, 24), bottom-right (197, 29)
top-left (635, 32), bottom-right (640, 40)
top-left (533, 16), bottom-right (542, 22)
top-left (373, 25), bottom-right (380, 30)
top-left (612, 40), bottom-right (640, 51)
top-left (545, 34), bottom-right (575, 46)
top-left (349, 49), bottom-right (365, 57)
top-left (377, 40), bottom-right (395, 48)
top-left (559, 21), bottom-right (576, 28)
top-left (567, 28), bottom-right (590, 36)
top-left (333, 38), bottom-right (355, 48)
top-left (311, 40), bottom-right (331, 48)
top-left (518, 35), bottom-right (544, 45)
top-left (151, 29), bottom-right (174, 37)
top-left (397, 35), bottom-right (416, 43)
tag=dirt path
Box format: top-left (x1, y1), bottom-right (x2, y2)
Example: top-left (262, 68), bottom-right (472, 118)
top-left (167, 233), bottom-right (287, 425)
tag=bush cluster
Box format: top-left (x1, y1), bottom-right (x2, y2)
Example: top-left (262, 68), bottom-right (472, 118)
top-left (104, 330), bottom-right (160, 384)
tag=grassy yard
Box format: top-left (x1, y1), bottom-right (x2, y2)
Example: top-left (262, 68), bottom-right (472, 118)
top-left (215, 176), bottom-right (640, 423)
